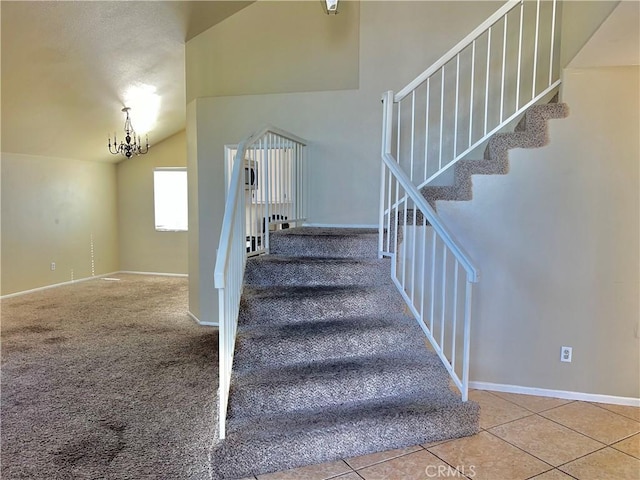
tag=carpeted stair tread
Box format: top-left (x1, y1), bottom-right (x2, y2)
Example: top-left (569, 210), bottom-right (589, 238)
top-left (226, 394), bottom-right (476, 437)
top-left (211, 396), bottom-right (479, 479)
top-left (228, 354), bottom-right (450, 418)
top-left (244, 255), bottom-right (390, 287)
top-left (239, 285), bottom-right (404, 326)
top-left (233, 315), bottom-right (428, 370)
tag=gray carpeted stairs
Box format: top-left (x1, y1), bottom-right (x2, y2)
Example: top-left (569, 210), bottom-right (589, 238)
top-left (209, 228), bottom-right (479, 479)
top-left (421, 101), bottom-right (569, 209)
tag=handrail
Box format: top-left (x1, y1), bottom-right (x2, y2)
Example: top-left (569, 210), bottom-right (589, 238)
top-left (214, 125), bottom-right (307, 440)
top-left (381, 91), bottom-right (479, 283)
top-left (390, 0), bottom-right (561, 189)
top-left (382, 152), bottom-right (479, 283)
top-left (395, 0), bottom-right (520, 102)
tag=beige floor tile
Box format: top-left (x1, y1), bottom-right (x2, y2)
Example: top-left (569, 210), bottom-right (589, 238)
top-left (357, 449), bottom-right (451, 480)
top-left (560, 447), bottom-right (640, 480)
top-left (593, 402), bottom-right (640, 422)
top-left (541, 401), bottom-right (640, 445)
top-left (469, 390), bottom-right (533, 429)
top-left (257, 460), bottom-right (352, 480)
top-left (612, 433), bottom-right (640, 459)
top-left (428, 431), bottom-right (550, 480)
top-left (333, 473), bottom-right (362, 480)
top-left (345, 445), bottom-right (422, 470)
top-left (489, 414), bottom-right (605, 466)
top-left (528, 470), bottom-right (575, 480)
top-left (492, 391), bottom-right (572, 412)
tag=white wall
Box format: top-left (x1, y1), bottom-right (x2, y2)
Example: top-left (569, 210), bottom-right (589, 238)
top-left (438, 66), bottom-right (639, 397)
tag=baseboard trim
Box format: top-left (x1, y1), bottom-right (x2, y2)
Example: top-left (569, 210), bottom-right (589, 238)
top-left (187, 311), bottom-right (218, 327)
top-left (117, 271), bottom-right (188, 278)
top-left (302, 223), bottom-right (378, 229)
top-left (1, 272), bottom-right (120, 299)
top-left (469, 381), bottom-right (640, 407)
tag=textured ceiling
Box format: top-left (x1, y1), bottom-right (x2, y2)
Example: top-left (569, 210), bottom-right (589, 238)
top-left (1, 1), bottom-right (252, 163)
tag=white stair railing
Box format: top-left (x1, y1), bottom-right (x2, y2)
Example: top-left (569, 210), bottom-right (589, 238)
top-left (393, 0), bottom-right (561, 188)
top-left (214, 126), bottom-right (307, 439)
top-left (379, 0), bottom-right (562, 400)
top-left (380, 93), bottom-right (479, 400)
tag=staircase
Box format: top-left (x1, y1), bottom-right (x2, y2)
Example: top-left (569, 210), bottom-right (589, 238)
top-left (210, 228), bottom-right (479, 479)
top-left (422, 101), bottom-right (569, 209)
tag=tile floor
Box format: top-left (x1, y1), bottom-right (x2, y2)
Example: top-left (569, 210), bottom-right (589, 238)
top-left (238, 390), bottom-right (640, 480)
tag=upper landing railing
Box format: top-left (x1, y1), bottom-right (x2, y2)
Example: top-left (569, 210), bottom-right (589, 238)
top-left (393, 0), bottom-right (561, 189)
top-left (214, 126), bottom-right (307, 439)
top-left (379, 0), bottom-right (562, 401)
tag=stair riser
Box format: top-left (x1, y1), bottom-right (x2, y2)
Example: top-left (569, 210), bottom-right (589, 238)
top-left (239, 288), bottom-right (404, 326)
top-left (244, 258), bottom-right (390, 288)
top-left (212, 403), bottom-right (479, 479)
top-left (270, 235), bottom-right (378, 258)
top-left (228, 367), bottom-right (447, 419)
top-left (233, 327), bottom-right (419, 371)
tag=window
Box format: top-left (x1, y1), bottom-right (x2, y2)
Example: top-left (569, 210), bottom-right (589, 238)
top-left (154, 168), bottom-right (188, 231)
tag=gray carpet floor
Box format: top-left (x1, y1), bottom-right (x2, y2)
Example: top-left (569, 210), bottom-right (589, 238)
top-left (1, 274), bottom-right (217, 480)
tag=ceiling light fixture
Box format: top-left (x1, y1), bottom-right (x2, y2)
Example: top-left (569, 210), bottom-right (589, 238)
top-left (108, 107), bottom-right (150, 159)
top-left (322, 0), bottom-right (339, 15)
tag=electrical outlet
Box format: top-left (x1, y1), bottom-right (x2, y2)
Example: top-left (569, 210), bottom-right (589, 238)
top-left (50, 262), bottom-right (56, 271)
top-left (561, 346), bottom-right (572, 363)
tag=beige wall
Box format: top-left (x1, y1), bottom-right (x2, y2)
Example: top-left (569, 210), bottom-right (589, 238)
top-left (117, 130), bottom-right (188, 274)
top-left (1, 154), bottom-right (119, 295)
top-left (187, 1), bottom-right (638, 398)
top-left (186, 0), bottom-right (502, 323)
top-left (186, 0), bottom-right (360, 102)
top-left (438, 66), bottom-right (639, 397)
top-left (560, 0), bottom-right (620, 67)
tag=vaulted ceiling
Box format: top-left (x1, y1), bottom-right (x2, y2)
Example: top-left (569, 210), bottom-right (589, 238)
top-left (1, 1), bottom-right (252, 163)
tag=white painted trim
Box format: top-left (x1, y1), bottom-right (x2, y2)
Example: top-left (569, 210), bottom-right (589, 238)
top-left (188, 311), bottom-right (219, 327)
top-left (117, 271), bottom-right (188, 278)
top-left (302, 223), bottom-right (378, 229)
top-left (470, 381), bottom-right (640, 407)
top-left (0, 272), bottom-right (120, 299)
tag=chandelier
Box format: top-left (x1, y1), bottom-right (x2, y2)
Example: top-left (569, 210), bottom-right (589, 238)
top-left (108, 107), bottom-right (150, 159)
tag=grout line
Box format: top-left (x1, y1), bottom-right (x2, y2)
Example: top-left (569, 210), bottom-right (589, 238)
top-left (523, 466), bottom-right (555, 480)
top-left (588, 401), bottom-right (640, 423)
top-left (333, 459), bottom-right (356, 478)
top-left (483, 429), bottom-right (555, 469)
top-left (483, 389), bottom-right (576, 415)
top-left (424, 448), bottom-right (475, 480)
top-left (553, 444), bottom-right (611, 469)
top-left (537, 417), bottom-right (607, 445)
top-left (481, 410), bottom-right (537, 430)
top-left (490, 390), bottom-right (575, 414)
top-left (349, 447), bottom-right (425, 471)
top-left (537, 407), bottom-right (630, 446)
